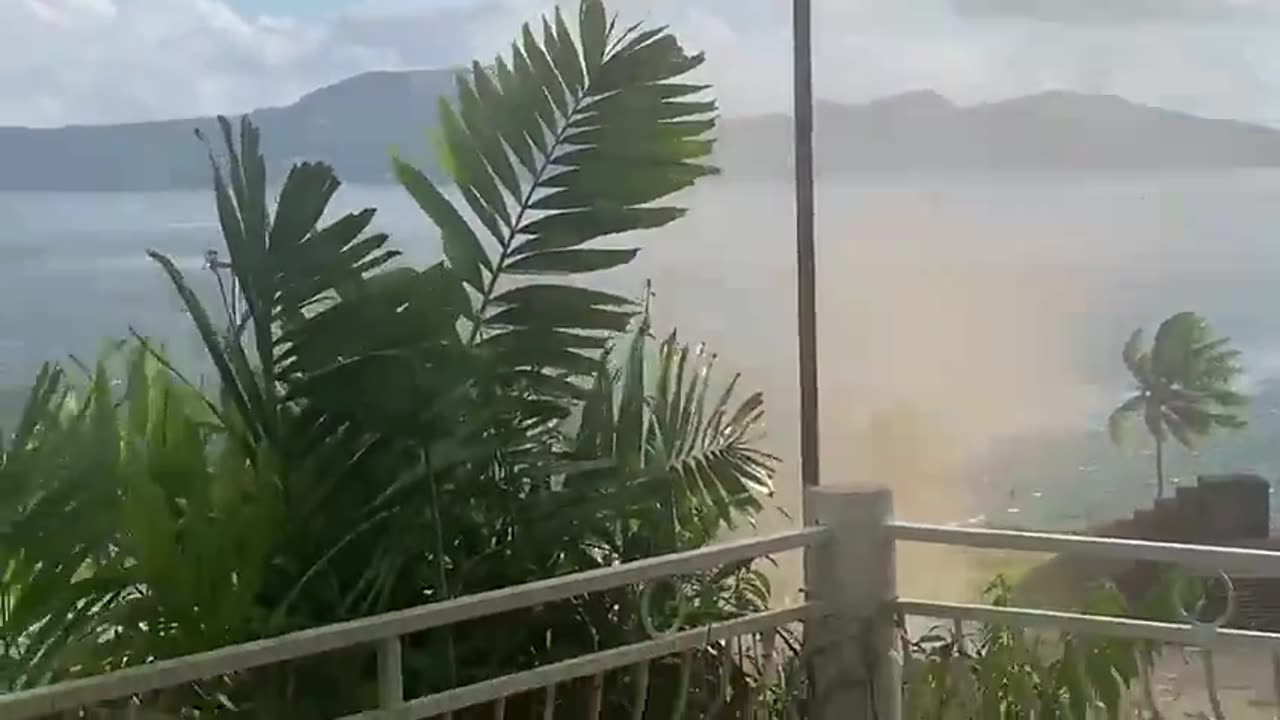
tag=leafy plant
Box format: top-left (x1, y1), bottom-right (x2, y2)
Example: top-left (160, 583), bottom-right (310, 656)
top-left (392, 0), bottom-right (715, 369)
top-left (898, 569), bottom-right (1217, 720)
top-left (0, 1), bottom-right (781, 716)
top-left (1108, 311), bottom-right (1248, 500)
top-left (0, 342), bottom-right (278, 694)
top-left (903, 576), bottom-right (1142, 720)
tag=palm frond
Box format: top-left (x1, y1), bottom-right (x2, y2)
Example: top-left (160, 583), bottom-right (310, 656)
top-left (1150, 311), bottom-right (1207, 381)
top-left (395, 0), bottom-right (717, 384)
top-left (1121, 329), bottom-right (1148, 385)
top-left (152, 116), bottom-right (399, 454)
top-left (1106, 394), bottom-right (1144, 447)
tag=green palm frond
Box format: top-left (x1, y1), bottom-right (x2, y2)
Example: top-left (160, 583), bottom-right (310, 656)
top-left (1106, 394), bottom-right (1144, 446)
top-left (1150, 311), bottom-right (1200, 379)
top-left (649, 331), bottom-right (775, 536)
top-left (149, 116), bottom-right (400, 454)
top-left (1121, 329), bottom-right (1149, 385)
top-left (395, 0), bottom-right (718, 385)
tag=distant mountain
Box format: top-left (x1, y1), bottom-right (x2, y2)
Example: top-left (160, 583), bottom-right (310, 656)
top-left (718, 90), bottom-right (1280, 176)
top-left (5, 72), bottom-right (1280, 192)
top-left (0, 69), bottom-right (456, 191)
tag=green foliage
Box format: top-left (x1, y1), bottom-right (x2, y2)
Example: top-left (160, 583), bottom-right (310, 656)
top-left (901, 572), bottom-right (1198, 720)
top-left (392, 0), bottom-right (716, 384)
top-left (1108, 311), bottom-right (1247, 499)
top-left (903, 577), bottom-right (1138, 720)
top-left (0, 1), bottom-right (778, 716)
top-left (0, 343), bottom-right (279, 696)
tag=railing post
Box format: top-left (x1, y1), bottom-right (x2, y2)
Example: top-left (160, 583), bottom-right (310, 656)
top-left (377, 636), bottom-right (405, 709)
top-left (805, 486), bottom-right (899, 720)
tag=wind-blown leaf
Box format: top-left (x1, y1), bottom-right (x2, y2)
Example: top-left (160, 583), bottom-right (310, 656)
top-left (487, 303), bottom-right (633, 333)
top-left (491, 284), bottom-right (633, 310)
top-left (438, 99), bottom-right (511, 231)
top-left (269, 162), bottom-right (342, 258)
top-left (1151, 311), bottom-right (1203, 380)
top-left (1122, 329), bottom-right (1147, 384)
top-left (394, 157), bottom-right (490, 292)
top-left (512, 208), bottom-right (684, 257)
top-left (579, 0), bottom-right (608, 74)
top-left (1107, 394), bottom-right (1144, 446)
top-left (505, 249), bottom-right (638, 274)
top-left (551, 9), bottom-right (585, 92)
top-left (148, 251), bottom-right (259, 449)
top-left (457, 67), bottom-right (522, 202)
top-left (394, 0), bottom-right (718, 347)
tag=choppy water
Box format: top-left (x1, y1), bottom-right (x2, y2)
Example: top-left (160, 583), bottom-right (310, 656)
top-left (5, 172), bottom-right (1280, 531)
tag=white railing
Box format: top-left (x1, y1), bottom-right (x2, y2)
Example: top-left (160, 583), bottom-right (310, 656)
top-left (799, 487), bottom-right (1280, 718)
top-left (0, 526), bottom-right (828, 719)
top-left (890, 520), bottom-right (1280, 652)
top-left (11, 486), bottom-right (1280, 719)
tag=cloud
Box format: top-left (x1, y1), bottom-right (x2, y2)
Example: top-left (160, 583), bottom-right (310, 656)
top-left (950, 0), bottom-right (1280, 25)
top-left (1, 0), bottom-right (404, 126)
top-left (6, 0), bottom-right (1280, 128)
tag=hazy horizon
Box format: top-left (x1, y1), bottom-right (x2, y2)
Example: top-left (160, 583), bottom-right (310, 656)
top-left (8, 169), bottom-right (1280, 536)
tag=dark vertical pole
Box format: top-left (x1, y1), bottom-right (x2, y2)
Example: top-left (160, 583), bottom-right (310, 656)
top-left (793, 0), bottom-right (820, 490)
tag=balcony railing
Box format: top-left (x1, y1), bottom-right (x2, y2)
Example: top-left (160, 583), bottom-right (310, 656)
top-left (0, 527), bottom-right (828, 719)
top-left (7, 487), bottom-right (1280, 718)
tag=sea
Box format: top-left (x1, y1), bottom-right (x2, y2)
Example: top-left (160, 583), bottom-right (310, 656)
top-left (6, 172), bottom-right (1280, 537)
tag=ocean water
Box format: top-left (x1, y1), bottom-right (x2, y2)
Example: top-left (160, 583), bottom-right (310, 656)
top-left (4, 173), bottom-right (1280, 532)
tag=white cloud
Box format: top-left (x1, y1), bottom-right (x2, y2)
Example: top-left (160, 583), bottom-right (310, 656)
top-left (0, 0), bottom-right (406, 127)
top-left (5, 0), bottom-right (1280, 128)
top-left (951, 0), bottom-right (1280, 25)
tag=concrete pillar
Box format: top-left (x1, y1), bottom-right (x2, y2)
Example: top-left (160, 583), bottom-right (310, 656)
top-left (805, 486), bottom-right (900, 720)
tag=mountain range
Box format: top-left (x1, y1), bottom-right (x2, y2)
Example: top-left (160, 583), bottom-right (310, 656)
top-left (5, 69), bottom-right (1280, 191)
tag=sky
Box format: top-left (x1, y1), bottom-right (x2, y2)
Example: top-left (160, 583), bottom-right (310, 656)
top-left (8, 0), bottom-right (1280, 127)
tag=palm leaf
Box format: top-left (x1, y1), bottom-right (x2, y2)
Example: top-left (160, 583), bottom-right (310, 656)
top-left (1160, 407), bottom-right (1199, 449)
top-left (650, 332), bottom-right (773, 534)
top-left (1150, 311), bottom-right (1205, 381)
top-left (1106, 394), bottom-right (1144, 447)
top-left (394, 0), bottom-right (717, 382)
top-left (156, 117), bottom-right (400, 449)
top-left (1121, 330), bottom-right (1148, 385)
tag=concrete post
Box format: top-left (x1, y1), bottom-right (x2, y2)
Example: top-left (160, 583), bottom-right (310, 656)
top-left (805, 486), bottom-right (900, 720)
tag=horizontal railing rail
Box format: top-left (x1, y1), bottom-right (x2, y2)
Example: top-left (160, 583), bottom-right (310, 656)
top-left (891, 518), bottom-right (1280, 719)
top-left (0, 525), bottom-right (828, 719)
top-left (899, 599), bottom-right (1280, 651)
top-left (339, 605), bottom-right (817, 720)
top-left (890, 521), bottom-right (1280, 575)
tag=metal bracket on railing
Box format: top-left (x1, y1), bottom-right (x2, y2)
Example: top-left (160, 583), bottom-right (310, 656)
top-left (1175, 570), bottom-right (1237, 720)
top-left (638, 576), bottom-right (692, 637)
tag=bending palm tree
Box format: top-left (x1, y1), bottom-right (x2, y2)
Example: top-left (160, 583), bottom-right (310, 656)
top-left (1108, 311), bottom-right (1247, 501)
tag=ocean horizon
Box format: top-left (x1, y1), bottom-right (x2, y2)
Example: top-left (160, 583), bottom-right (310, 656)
top-left (5, 173), bottom-right (1280, 533)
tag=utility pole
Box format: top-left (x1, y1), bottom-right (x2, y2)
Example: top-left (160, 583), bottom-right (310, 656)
top-left (793, 0), bottom-right (820, 491)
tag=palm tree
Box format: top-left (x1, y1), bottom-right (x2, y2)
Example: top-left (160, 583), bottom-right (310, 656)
top-left (1108, 311), bottom-right (1248, 501)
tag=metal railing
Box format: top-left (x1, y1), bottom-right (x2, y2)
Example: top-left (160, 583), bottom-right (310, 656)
top-left (890, 521), bottom-right (1280, 652)
top-left (12, 486), bottom-right (1280, 719)
top-left (0, 526), bottom-right (829, 719)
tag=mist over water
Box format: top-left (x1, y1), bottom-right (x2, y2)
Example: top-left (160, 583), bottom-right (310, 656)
top-left (5, 172), bottom-right (1280, 597)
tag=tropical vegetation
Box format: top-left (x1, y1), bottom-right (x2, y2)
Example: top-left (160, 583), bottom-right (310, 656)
top-left (0, 1), bottom-right (784, 716)
top-left (1108, 311), bottom-right (1248, 500)
top-left (0, 0), bottom-right (1261, 717)
top-left (901, 571), bottom-right (1205, 720)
